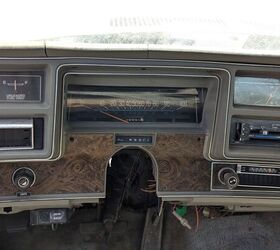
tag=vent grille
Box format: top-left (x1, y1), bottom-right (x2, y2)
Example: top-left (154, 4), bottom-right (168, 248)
top-left (0, 119), bottom-right (33, 150)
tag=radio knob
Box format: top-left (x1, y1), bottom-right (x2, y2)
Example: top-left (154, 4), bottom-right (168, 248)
top-left (16, 176), bottom-right (30, 189)
top-left (224, 172), bottom-right (239, 190)
top-left (12, 167), bottom-right (36, 190)
top-left (218, 167), bottom-right (239, 190)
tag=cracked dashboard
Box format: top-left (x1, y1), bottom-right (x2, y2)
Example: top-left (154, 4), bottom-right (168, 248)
top-left (1, 54), bottom-right (280, 209)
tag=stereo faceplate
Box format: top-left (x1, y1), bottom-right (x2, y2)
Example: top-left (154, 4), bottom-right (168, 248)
top-left (211, 162), bottom-right (280, 191)
top-left (230, 118), bottom-right (280, 147)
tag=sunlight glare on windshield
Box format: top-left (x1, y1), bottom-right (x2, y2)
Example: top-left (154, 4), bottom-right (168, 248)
top-left (1, 0), bottom-right (280, 55)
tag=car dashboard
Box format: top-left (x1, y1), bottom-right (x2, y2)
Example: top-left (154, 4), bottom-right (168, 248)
top-left (1, 51), bottom-right (280, 213)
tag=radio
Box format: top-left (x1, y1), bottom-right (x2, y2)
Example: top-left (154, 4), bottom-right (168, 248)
top-left (0, 118), bottom-right (44, 151)
top-left (212, 163), bottom-right (280, 191)
top-left (230, 118), bottom-right (280, 146)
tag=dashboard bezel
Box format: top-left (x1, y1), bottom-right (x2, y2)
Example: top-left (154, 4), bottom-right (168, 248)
top-left (1, 56), bottom-right (280, 204)
top-left (0, 57), bottom-right (279, 165)
top-left (222, 68), bottom-right (280, 162)
top-left (0, 63), bottom-right (59, 162)
top-left (61, 65), bottom-right (222, 138)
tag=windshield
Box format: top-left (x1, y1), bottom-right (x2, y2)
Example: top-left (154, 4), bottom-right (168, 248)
top-left (2, 0), bottom-right (280, 55)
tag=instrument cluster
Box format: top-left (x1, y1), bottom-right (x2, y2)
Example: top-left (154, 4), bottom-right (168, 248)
top-left (67, 85), bottom-right (207, 124)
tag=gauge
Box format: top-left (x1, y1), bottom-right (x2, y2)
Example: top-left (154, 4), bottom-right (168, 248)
top-left (234, 76), bottom-right (280, 107)
top-left (66, 85), bottom-right (207, 124)
top-left (0, 74), bottom-right (42, 102)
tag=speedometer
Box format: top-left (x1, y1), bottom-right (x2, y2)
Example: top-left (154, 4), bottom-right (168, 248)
top-left (67, 85), bottom-right (207, 124)
top-left (0, 74), bottom-right (42, 102)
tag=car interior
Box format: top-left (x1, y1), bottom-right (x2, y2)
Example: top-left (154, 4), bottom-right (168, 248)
top-left (1, 1), bottom-right (280, 249)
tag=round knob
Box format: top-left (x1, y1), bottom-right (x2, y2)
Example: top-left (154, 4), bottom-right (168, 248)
top-left (16, 176), bottom-right (30, 189)
top-left (223, 172), bottom-right (239, 189)
top-left (12, 167), bottom-right (36, 190)
top-left (218, 167), bottom-right (239, 190)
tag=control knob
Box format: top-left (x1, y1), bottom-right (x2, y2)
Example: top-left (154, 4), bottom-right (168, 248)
top-left (223, 172), bottom-right (239, 189)
top-left (218, 167), bottom-right (239, 190)
top-left (12, 167), bottom-right (36, 190)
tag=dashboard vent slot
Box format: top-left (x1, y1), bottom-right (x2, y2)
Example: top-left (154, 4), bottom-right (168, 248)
top-left (239, 174), bottom-right (280, 188)
top-left (0, 119), bottom-right (33, 150)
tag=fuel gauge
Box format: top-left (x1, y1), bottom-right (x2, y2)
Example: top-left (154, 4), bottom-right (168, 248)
top-left (0, 74), bottom-right (42, 102)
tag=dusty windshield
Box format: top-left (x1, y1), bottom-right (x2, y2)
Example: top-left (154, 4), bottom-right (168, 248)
top-left (2, 0), bottom-right (280, 55)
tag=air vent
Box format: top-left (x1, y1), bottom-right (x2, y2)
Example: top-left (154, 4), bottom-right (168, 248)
top-left (0, 119), bottom-right (33, 150)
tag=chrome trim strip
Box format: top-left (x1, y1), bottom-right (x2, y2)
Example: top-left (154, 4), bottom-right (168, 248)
top-left (0, 119), bottom-right (33, 129)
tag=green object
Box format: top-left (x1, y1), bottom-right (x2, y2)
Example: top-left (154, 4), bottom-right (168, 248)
top-left (175, 206), bottom-right (187, 217)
